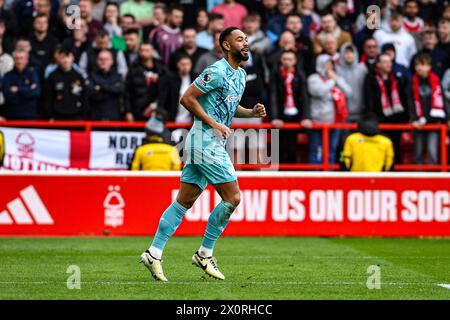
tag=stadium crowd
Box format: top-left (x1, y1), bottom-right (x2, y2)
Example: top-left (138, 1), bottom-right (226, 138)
top-left (0, 0), bottom-right (450, 166)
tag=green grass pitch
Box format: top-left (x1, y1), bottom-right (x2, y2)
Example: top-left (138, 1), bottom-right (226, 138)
top-left (0, 236), bottom-right (449, 299)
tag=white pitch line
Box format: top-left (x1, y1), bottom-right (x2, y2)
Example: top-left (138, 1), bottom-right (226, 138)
top-left (0, 281), bottom-right (440, 286)
top-left (437, 284), bottom-right (450, 290)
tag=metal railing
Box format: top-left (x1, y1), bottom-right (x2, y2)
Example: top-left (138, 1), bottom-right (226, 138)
top-left (0, 120), bottom-right (448, 171)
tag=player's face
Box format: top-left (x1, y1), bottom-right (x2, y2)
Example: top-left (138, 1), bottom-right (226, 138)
top-left (227, 30), bottom-right (249, 62)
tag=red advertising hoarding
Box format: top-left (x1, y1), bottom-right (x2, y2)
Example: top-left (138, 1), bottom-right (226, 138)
top-left (0, 172), bottom-right (448, 236)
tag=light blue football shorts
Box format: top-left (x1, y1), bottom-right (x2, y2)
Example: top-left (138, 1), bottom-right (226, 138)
top-left (180, 126), bottom-right (237, 190)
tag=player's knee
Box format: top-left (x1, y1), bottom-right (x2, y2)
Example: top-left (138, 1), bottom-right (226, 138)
top-left (176, 198), bottom-right (194, 209)
top-left (226, 193), bottom-right (240, 208)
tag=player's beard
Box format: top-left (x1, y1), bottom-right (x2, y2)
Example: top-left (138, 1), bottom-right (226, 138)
top-left (231, 48), bottom-right (249, 62)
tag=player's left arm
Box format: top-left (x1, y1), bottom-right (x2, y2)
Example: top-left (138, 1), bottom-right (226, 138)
top-left (234, 103), bottom-right (266, 118)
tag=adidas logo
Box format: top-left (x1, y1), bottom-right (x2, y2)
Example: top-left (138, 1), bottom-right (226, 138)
top-left (0, 186), bottom-right (54, 225)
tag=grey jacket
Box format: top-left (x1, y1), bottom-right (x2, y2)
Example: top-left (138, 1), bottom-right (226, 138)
top-left (441, 69), bottom-right (450, 117)
top-left (193, 51), bottom-right (222, 75)
top-left (307, 54), bottom-right (352, 123)
top-left (336, 43), bottom-right (368, 122)
top-left (248, 30), bottom-right (272, 54)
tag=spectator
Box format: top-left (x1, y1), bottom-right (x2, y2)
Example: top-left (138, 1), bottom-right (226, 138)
top-left (0, 129), bottom-right (4, 165)
top-left (14, 37), bottom-right (40, 70)
top-left (443, 4), bottom-right (450, 20)
top-left (374, 10), bottom-right (417, 67)
top-left (442, 68), bottom-right (450, 127)
top-left (44, 44), bottom-right (85, 80)
top-left (196, 13), bottom-right (224, 50)
top-left (88, 49), bottom-right (125, 120)
top-left (167, 54), bottom-right (196, 122)
top-left (14, 0), bottom-right (58, 36)
top-left (143, 2), bottom-right (166, 42)
top-left (195, 8), bottom-right (209, 32)
top-left (0, 44), bottom-right (13, 107)
top-left (1, 49), bottom-right (40, 120)
top-left (232, 51), bottom-right (267, 164)
top-left (125, 42), bottom-right (171, 121)
top-left (331, 0), bottom-right (353, 34)
top-left (363, 53), bottom-right (411, 163)
top-left (410, 29), bottom-right (448, 79)
top-left (121, 13), bottom-right (138, 33)
top-left (79, 29), bottom-right (128, 79)
top-left (194, 31), bottom-right (223, 75)
top-left (418, 0), bottom-right (440, 22)
top-left (91, 0), bottom-right (106, 22)
top-left (270, 49), bottom-right (311, 163)
top-left (130, 110), bottom-right (181, 171)
top-left (315, 0), bottom-right (333, 12)
top-left (243, 12), bottom-right (272, 55)
top-left (353, 20), bottom-right (376, 56)
top-left (29, 14), bottom-right (59, 76)
top-left (169, 28), bottom-right (208, 72)
top-left (360, 37), bottom-right (379, 73)
top-left (381, 43), bottom-right (412, 82)
top-left (403, 0), bottom-right (424, 33)
top-left (336, 43), bottom-right (368, 123)
top-left (285, 13), bottom-right (314, 75)
top-left (267, 31), bottom-right (304, 75)
top-left (79, 0), bottom-right (103, 40)
top-left (322, 34), bottom-right (340, 65)
top-left (62, 18), bottom-right (90, 63)
top-left (313, 13), bottom-right (352, 55)
top-left (179, 0), bottom-right (207, 29)
top-left (120, 0), bottom-right (155, 29)
top-left (266, 0), bottom-right (295, 44)
top-left (341, 114), bottom-right (394, 171)
top-left (260, 0), bottom-right (278, 29)
top-left (211, 0), bottom-right (247, 30)
top-left (410, 53), bottom-right (449, 164)
top-left (307, 54), bottom-right (351, 164)
top-left (0, 0), bottom-right (17, 42)
top-left (44, 48), bottom-right (87, 120)
top-left (103, 2), bottom-right (125, 51)
top-left (0, 18), bottom-right (14, 55)
top-left (167, 54), bottom-right (197, 144)
top-left (298, 0), bottom-right (321, 38)
top-left (123, 28), bottom-right (140, 67)
top-left (437, 18), bottom-right (450, 58)
top-left (151, 5), bottom-right (183, 66)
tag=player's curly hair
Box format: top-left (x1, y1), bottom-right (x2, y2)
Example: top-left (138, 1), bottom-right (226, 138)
top-left (219, 26), bottom-right (240, 52)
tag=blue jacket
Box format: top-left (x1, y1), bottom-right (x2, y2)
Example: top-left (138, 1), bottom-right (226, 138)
top-left (266, 15), bottom-right (287, 45)
top-left (1, 66), bottom-right (41, 119)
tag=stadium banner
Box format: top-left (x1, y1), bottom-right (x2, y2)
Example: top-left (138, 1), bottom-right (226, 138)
top-left (0, 128), bottom-right (147, 171)
top-left (0, 127), bottom-right (72, 171)
top-left (89, 131), bottom-right (145, 170)
top-left (0, 172), bottom-right (449, 236)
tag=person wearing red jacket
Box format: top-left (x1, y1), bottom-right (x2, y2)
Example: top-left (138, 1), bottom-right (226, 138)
top-left (410, 53), bottom-right (450, 164)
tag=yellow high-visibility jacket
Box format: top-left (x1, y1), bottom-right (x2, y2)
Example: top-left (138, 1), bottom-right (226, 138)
top-left (130, 137), bottom-right (181, 171)
top-left (0, 131), bottom-right (4, 167)
top-left (342, 132), bottom-right (394, 172)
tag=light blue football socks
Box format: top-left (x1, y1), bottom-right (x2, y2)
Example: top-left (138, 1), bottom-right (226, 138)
top-left (150, 200), bottom-right (187, 259)
top-left (199, 200), bottom-right (236, 257)
top-left (149, 200), bottom-right (236, 260)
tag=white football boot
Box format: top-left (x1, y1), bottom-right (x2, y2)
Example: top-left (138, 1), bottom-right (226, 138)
top-left (140, 250), bottom-right (168, 282)
top-left (192, 251), bottom-right (225, 280)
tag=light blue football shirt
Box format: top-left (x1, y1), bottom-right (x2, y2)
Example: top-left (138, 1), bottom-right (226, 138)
top-left (182, 58), bottom-right (245, 184)
top-left (193, 58), bottom-right (247, 129)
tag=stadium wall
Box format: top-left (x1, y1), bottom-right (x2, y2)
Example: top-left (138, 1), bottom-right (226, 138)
top-left (0, 172), bottom-right (449, 237)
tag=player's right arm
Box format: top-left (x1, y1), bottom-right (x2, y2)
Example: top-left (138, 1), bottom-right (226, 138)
top-left (180, 66), bottom-right (230, 139)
